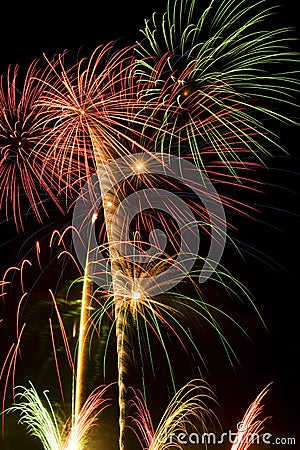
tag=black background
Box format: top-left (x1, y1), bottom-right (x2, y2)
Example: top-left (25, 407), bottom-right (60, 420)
top-left (0, 0), bottom-right (299, 448)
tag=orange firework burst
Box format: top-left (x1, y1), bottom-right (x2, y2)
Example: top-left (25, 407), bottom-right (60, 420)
top-left (33, 42), bottom-right (162, 186)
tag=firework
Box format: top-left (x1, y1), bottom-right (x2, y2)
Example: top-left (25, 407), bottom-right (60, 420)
top-left (0, 229), bottom-right (77, 416)
top-left (135, 0), bottom-right (299, 177)
top-left (71, 148), bottom-right (267, 449)
top-left (0, 1), bottom-right (298, 449)
top-left (32, 42), bottom-right (155, 450)
top-left (74, 213), bottom-right (98, 425)
top-left (128, 378), bottom-right (220, 450)
top-left (230, 383), bottom-right (271, 450)
top-left (33, 42), bottom-right (163, 183)
top-left (127, 379), bottom-right (272, 450)
top-left (0, 61), bottom-right (66, 231)
top-left (0, 228), bottom-right (114, 449)
top-left (29, 7), bottom-right (294, 442)
top-left (5, 382), bottom-right (111, 450)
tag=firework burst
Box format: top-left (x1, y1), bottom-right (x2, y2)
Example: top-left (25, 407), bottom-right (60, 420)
top-left (5, 382), bottom-right (111, 450)
top-left (0, 228), bottom-right (114, 449)
top-left (0, 61), bottom-right (65, 231)
top-left (128, 378), bottom-right (220, 450)
top-left (230, 383), bottom-right (271, 450)
top-left (134, 0), bottom-right (299, 177)
top-left (70, 147), bottom-right (267, 449)
top-left (33, 42), bottom-right (163, 185)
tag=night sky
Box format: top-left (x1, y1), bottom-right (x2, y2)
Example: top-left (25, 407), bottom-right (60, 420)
top-left (0, 0), bottom-right (299, 448)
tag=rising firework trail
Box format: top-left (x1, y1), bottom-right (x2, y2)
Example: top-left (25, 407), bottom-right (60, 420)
top-left (74, 213), bottom-right (98, 427)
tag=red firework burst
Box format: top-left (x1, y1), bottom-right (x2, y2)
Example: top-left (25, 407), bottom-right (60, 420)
top-left (0, 60), bottom-right (65, 231)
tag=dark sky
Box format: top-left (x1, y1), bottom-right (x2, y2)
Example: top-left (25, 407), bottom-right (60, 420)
top-left (0, 0), bottom-right (299, 68)
top-left (0, 1), bottom-right (164, 72)
top-left (0, 0), bottom-right (299, 446)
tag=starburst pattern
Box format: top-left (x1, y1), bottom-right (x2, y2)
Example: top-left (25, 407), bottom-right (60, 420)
top-left (0, 61), bottom-right (65, 231)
